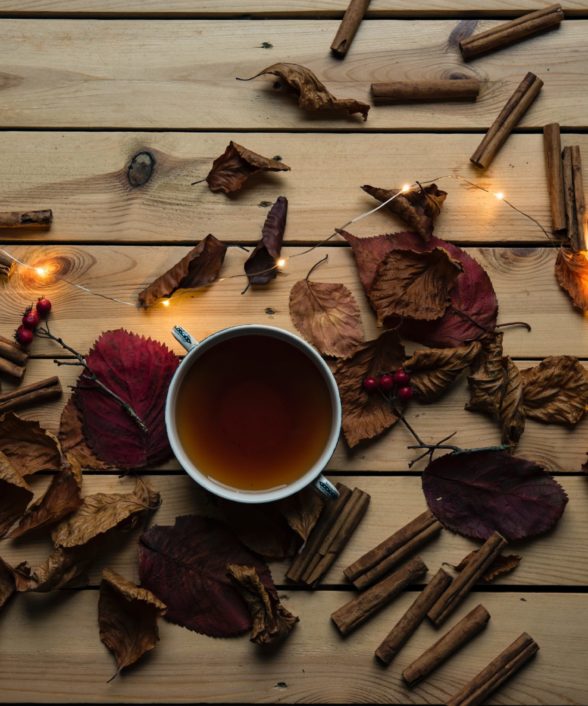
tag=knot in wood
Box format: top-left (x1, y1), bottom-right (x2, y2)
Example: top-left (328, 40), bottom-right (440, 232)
top-left (127, 151), bottom-right (155, 187)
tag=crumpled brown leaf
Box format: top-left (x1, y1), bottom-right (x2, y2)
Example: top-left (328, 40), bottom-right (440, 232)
top-left (333, 331), bottom-right (406, 447)
top-left (13, 542), bottom-right (103, 592)
top-left (241, 63), bottom-right (370, 120)
top-left (362, 183), bottom-right (447, 240)
top-left (138, 234), bottom-right (227, 308)
top-left (205, 141), bottom-right (290, 194)
top-left (555, 249), bottom-right (588, 312)
top-left (289, 277), bottom-right (364, 358)
top-left (245, 196), bottom-right (288, 285)
top-left (451, 552), bottom-right (522, 583)
top-left (521, 356), bottom-right (588, 426)
top-left (0, 556), bottom-right (15, 610)
top-left (99, 568), bottom-right (166, 679)
top-left (405, 341), bottom-right (482, 402)
top-left (368, 247), bottom-right (462, 326)
top-left (59, 399), bottom-right (112, 471)
top-left (0, 413), bottom-right (61, 477)
top-left (227, 564), bottom-right (299, 646)
top-left (276, 487), bottom-right (324, 543)
top-left (0, 452), bottom-right (33, 538)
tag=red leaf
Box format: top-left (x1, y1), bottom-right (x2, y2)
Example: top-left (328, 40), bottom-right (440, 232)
top-left (422, 449), bottom-right (568, 542)
top-left (74, 330), bottom-right (179, 469)
top-left (139, 515), bottom-right (274, 637)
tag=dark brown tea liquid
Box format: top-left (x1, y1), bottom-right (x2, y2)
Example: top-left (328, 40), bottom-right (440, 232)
top-left (175, 333), bottom-right (333, 491)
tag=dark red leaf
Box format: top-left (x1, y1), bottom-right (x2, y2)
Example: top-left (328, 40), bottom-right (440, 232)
top-left (422, 449), bottom-right (568, 542)
top-left (245, 196), bottom-right (287, 285)
top-left (139, 515), bottom-right (274, 637)
top-left (74, 330), bottom-right (179, 469)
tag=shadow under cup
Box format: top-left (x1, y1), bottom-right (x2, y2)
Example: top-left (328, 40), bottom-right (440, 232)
top-left (167, 327), bottom-right (341, 503)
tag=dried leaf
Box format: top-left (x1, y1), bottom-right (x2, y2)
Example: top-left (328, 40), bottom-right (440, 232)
top-left (243, 62), bottom-right (369, 120)
top-left (99, 568), bottom-right (166, 678)
top-left (451, 551), bottom-right (522, 583)
top-left (139, 515), bottom-right (273, 637)
top-left (59, 399), bottom-right (112, 471)
top-left (277, 487), bottom-right (324, 543)
top-left (521, 356), bottom-right (588, 426)
top-left (500, 357), bottom-right (525, 446)
top-left (205, 141), bottom-right (290, 194)
top-left (0, 452), bottom-right (33, 537)
top-left (245, 196), bottom-right (288, 285)
top-left (227, 564), bottom-right (298, 646)
top-left (0, 556), bottom-right (15, 610)
top-left (52, 479), bottom-right (160, 549)
top-left (9, 468), bottom-right (82, 539)
top-left (0, 413), bottom-right (61, 477)
top-left (362, 183), bottom-right (447, 240)
top-left (13, 543), bottom-right (101, 592)
top-left (289, 278), bottom-right (364, 358)
top-left (74, 330), bottom-right (179, 469)
top-left (555, 250), bottom-right (588, 312)
top-left (405, 341), bottom-right (482, 402)
top-left (369, 247), bottom-right (462, 325)
top-left (423, 449), bottom-right (568, 542)
top-left (138, 235), bottom-right (227, 308)
top-left (333, 331), bottom-right (406, 447)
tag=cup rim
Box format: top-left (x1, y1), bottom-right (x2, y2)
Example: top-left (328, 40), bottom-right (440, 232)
top-left (165, 324), bottom-right (342, 504)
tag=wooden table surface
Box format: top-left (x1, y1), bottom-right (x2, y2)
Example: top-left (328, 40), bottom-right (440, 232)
top-left (0, 2), bottom-right (587, 704)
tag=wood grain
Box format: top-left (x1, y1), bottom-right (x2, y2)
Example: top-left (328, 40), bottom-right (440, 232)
top-left (0, 20), bottom-right (586, 129)
top-left (0, 131), bottom-right (572, 245)
top-left (0, 589), bottom-right (586, 703)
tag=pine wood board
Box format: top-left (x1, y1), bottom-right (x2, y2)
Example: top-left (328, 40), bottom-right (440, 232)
top-left (0, 20), bottom-right (586, 129)
top-left (0, 589), bottom-right (586, 704)
top-left (0, 131), bottom-right (575, 245)
top-left (1, 474), bottom-right (584, 587)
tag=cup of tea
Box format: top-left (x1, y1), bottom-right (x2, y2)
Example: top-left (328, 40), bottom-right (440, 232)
top-left (166, 324), bottom-right (341, 503)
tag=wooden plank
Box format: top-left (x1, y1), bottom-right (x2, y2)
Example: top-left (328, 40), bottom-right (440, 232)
top-left (0, 589), bottom-right (586, 703)
top-left (7, 356), bottom-right (588, 473)
top-left (0, 20), bottom-right (586, 129)
top-left (1, 474), bottom-right (585, 587)
top-left (0, 131), bottom-right (569, 245)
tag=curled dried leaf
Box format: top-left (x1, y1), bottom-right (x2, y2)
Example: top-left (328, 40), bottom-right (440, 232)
top-left (227, 564), bottom-right (299, 646)
top-left (0, 556), bottom-right (15, 610)
top-left (555, 250), bottom-right (588, 312)
top-left (205, 141), bottom-right (290, 194)
top-left (245, 196), bottom-right (288, 285)
top-left (13, 542), bottom-right (103, 592)
top-left (138, 235), bottom-right (227, 308)
top-left (241, 63), bottom-right (369, 120)
top-left (0, 413), bottom-right (61, 477)
top-left (451, 551), bottom-right (522, 583)
top-left (0, 452), bottom-right (33, 538)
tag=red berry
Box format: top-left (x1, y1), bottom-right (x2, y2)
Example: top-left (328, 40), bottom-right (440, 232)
top-left (398, 385), bottom-right (414, 402)
top-left (378, 373), bottom-right (395, 391)
top-left (394, 369), bottom-right (410, 386)
top-left (22, 307), bottom-right (40, 329)
top-left (36, 297), bottom-right (52, 318)
top-left (363, 376), bottom-right (378, 392)
top-left (15, 325), bottom-right (34, 346)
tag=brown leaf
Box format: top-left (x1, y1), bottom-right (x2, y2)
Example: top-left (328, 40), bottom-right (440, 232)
top-left (0, 413), bottom-right (61, 477)
top-left (500, 357), bottom-right (525, 446)
top-left (59, 399), bottom-right (112, 471)
top-left (138, 234), bottom-right (227, 307)
top-left (52, 479), bottom-right (160, 549)
top-left (405, 341), bottom-right (482, 402)
top-left (521, 356), bottom-right (588, 426)
top-left (0, 452), bottom-right (33, 538)
top-left (289, 278), bottom-right (364, 358)
top-left (555, 250), bottom-right (588, 312)
top-left (277, 487), bottom-right (324, 543)
top-left (99, 568), bottom-right (166, 678)
top-left (0, 556), bottom-right (15, 610)
top-left (205, 141), bottom-right (290, 194)
top-left (9, 468), bottom-right (83, 539)
top-left (13, 543), bottom-right (101, 592)
top-left (368, 248), bottom-right (462, 326)
top-left (227, 564), bottom-right (299, 646)
top-left (245, 196), bottom-right (287, 285)
top-left (333, 331), bottom-right (406, 447)
top-left (452, 551), bottom-right (522, 583)
top-left (242, 63), bottom-right (369, 120)
top-left (362, 183), bottom-right (447, 240)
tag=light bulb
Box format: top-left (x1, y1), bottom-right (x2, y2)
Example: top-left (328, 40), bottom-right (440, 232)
top-left (161, 299), bottom-right (170, 307)
top-left (495, 192), bottom-right (505, 201)
top-left (34, 266), bottom-right (48, 278)
top-left (401, 183), bottom-right (411, 193)
top-left (276, 257), bottom-right (287, 269)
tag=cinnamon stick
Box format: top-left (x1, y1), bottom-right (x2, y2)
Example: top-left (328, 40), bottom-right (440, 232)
top-left (371, 80), bottom-right (480, 103)
top-left (331, 556), bottom-right (427, 637)
top-left (428, 532), bottom-right (507, 627)
top-left (0, 336), bottom-right (28, 366)
top-left (403, 604), bottom-right (491, 687)
top-left (375, 568), bottom-right (452, 666)
top-left (0, 252), bottom-right (14, 277)
top-left (562, 146), bottom-right (588, 251)
top-left (470, 72), bottom-right (543, 170)
top-left (543, 123), bottom-right (567, 233)
top-left (0, 376), bottom-right (62, 413)
top-left (0, 356), bottom-right (26, 382)
top-left (330, 0), bottom-right (371, 58)
top-left (445, 632), bottom-right (539, 706)
top-left (459, 5), bottom-right (564, 61)
top-left (0, 210), bottom-right (52, 228)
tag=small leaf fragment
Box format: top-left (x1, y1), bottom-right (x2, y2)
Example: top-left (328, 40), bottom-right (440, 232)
top-left (277, 487), bottom-right (324, 543)
top-left (555, 250), bottom-right (588, 312)
top-left (451, 551), bottom-right (522, 583)
top-left (245, 196), bottom-right (288, 285)
top-left (204, 141), bottom-right (290, 194)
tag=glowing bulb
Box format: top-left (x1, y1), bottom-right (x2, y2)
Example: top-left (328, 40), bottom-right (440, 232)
top-left (276, 257), bottom-right (287, 269)
top-left (401, 183), bottom-right (411, 193)
top-left (34, 266), bottom-right (48, 278)
top-left (495, 192), bottom-right (505, 201)
top-left (161, 299), bottom-right (170, 307)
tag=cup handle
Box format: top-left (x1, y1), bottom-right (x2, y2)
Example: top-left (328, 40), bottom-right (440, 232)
top-left (314, 474), bottom-right (339, 500)
top-left (172, 325), bottom-right (199, 352)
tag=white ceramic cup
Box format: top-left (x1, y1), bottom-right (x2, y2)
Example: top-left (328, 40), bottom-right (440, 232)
top-left (165, 324), bottom-right (341, 504)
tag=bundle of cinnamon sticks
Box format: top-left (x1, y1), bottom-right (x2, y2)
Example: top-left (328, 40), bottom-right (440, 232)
top-left (0, 375), bottom-right (62, 413)
top-left (0, 335), bottom-right (29, 382)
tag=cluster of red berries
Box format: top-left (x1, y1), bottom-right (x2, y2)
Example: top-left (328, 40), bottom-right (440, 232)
top-left (15, 297), bottom-right (52, 346)
top-left (363, 368), bottom-right (413, 401)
